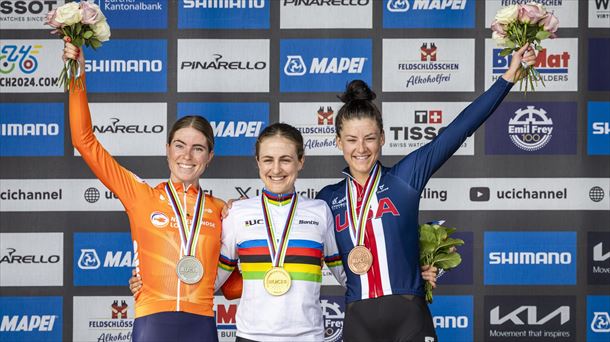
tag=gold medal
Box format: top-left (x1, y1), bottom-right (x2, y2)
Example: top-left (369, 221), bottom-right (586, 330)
top-left (176, 255), bottom-right (204, 284)
top-left (347, 245), bottom-right (373, 275)
top-left (263, 267), bottom-right (291, 296)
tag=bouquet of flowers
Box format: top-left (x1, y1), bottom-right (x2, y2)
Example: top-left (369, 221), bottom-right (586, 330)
top-left (491, 2), bottom-right (559, 92)
top-left (419, 222), bottom-right (464, 303)
top-left (45, 1), bottom-right (111, 91)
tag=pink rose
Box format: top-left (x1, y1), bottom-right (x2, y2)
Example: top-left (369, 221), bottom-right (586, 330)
top-left (44, 9), bottom-right (62, 29)
top-left (518, 4), bottom-right (546, 25)
top-left (491, 20), bottom-right (506, 35)
top-left (80, 1), bottom-right (105, 25)
top-left (540, 13), bottom-right (559, 34)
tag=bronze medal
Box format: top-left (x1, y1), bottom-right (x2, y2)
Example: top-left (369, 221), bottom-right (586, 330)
top-left (347, 245), bottom-right (373, 275)
top-left (263, 267), bottom-right (291, 296)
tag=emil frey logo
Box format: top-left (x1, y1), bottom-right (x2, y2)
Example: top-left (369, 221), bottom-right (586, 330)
top-left (508, 106), bottom-right (553, 152)
top-left (0, 44), bottom-right (41, 74)
top-left (321, 298), bottom-right (344, 342)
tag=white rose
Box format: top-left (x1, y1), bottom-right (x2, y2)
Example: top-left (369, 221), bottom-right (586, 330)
top-left (91, 19), bottom-right (111, 42)
top-left (54, 2), bottom-right (82, 26)
top-left (492, 32), bottom-right (510, 47)
top-left (494, 5), bottom-right (518, 25)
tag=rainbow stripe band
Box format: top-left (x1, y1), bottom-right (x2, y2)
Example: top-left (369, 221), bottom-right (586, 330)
top-left (261, 192), bottom-right (298, 268)
top-left (165, 181), bottom-right (206, 257)
top-left (345, 163), bottom-right (382, 247)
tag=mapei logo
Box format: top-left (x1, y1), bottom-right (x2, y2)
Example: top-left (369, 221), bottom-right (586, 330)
top-left (284, 55), bottom-right (367, 76)
top-left (490, 305), bottom-right (570, 326)
top-left (508, 106), bottom-right (553, 151)
top-left (387, 0), bottom-right (467, 12)
top-left (591, 312), bottom-right (610, 333)
top-left (0, 314), bottom-right (58, 332)
top-left (0, 44), bottom-right (41, 74)
top-left (211, 120), bottom-right (263, 138)
top-left (74, 232), bottom-right (135, 286)
top-left (77, 249), bottom-right (101, 269)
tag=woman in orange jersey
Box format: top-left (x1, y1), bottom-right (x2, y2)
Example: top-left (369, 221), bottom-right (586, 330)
top-left (64, 40), bottom-right (240, 342)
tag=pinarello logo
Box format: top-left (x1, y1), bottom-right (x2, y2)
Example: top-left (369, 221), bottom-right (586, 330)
top-left (150, 212), bottom-right (169, 228)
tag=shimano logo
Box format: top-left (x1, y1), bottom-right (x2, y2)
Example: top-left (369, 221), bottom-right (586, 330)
top-left (489, 252), bottom-right (572, 265)
top-left (211, 121), bottom-right (263, 138)
top-left (183, 0), bottom-right (265, 8)
top-left (85, 59), bottom-right (163, 73)
top-left (490, 305), bottom-right (570, 325)
top-left (1, 123), bottom-right (59, 136)
top-left (181, 54), bottom-right (266, 70)
top-left (0, 315), bottom-right (57, 332)
top-left (592, 121), bottom-right (610, 135)
top-left (433, 315), bottom-right (468, 329)
top-left (284, 55), bottom-right (367, 76)
top-left (93, 118), bottom-right (164, 134)
top-left (387, 0), bottom-right (467, 12)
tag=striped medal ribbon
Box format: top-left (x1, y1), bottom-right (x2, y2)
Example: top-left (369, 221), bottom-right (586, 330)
top-left (261, 192), bottom-right (298, 296)
top-left (165, 181), bottom-right (206, 284)
top-left (345, 163), bottom-right (382, 275)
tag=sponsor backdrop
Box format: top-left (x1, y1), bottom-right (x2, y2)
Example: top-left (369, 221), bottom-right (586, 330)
top-left (0, 0), bottom-right (609, 341)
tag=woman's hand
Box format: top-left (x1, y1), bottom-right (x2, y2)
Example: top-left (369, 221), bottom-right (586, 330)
top-left (502, 43), bottom-right (537, 83)
top-left (221, 197), bottom-right (246, 219)
top-left (421, 265), bottom-right (438, 289)
top-left (129, 268), bottom-right (142, 297)
top-left (63, 37), bottom-right (85, 71)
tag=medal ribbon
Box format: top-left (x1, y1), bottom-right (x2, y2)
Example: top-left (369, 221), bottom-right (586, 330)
top-left (261, 193), bottom-right (298, 268)
top-left (165, 181), bottom-right (206, 256)
top-left (345, 163), bottom-right (381, 246)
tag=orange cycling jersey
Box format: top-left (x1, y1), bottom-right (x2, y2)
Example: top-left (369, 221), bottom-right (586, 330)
top-left (70, 83), bottom-right (241, 318)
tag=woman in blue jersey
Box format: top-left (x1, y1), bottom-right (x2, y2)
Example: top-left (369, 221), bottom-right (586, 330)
top-left (314, 44), bottom-right (536, 341)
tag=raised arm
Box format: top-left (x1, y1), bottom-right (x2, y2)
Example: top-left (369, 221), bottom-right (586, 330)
top-left (65, 41), bottom-right (144, 209)
top-left (395, 44), bottom-right (536, 192)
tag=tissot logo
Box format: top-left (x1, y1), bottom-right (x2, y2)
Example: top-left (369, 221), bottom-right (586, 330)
top-left (0, 1), bottom-right (65, 29)
top-left (0, 0), bottom-right (57, 14)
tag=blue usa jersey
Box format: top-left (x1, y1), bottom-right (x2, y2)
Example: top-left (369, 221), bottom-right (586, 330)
top-left (317, 78), bottom-right (513, 303)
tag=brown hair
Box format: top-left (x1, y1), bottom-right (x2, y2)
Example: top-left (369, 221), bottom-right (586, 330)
top-left (335, 79), bottom-right (383, 137)
top-left (255, 123), bottom-right (304, 160)
top-left (167, 115), bottom-right (215, 152)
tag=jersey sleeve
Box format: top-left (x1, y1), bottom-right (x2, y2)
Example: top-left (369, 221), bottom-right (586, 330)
top-left (69, 76), bottom-right (146, 210)
top-left (215, 207), bottom-right (239, 291)
top-left (392, 77), bottom-right (513, 192)
top-left (322, 203), bottom-right (346, 287)
top-left (220, 269), bottom-right (243, 300)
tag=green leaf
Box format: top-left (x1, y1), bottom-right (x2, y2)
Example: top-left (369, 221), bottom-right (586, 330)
top-left (83, 31), bottom-right (94, 39)
top-left (437, 238), bottom-right (465, 251)
top-left (499, 48), bottom-right (513, 57)
top-left (73, 37), bottom-right (84, 48)
top-left (420, 241), bottom-right (436, 255)
top-left (433, 253), bottom-right (462, 270)
top-left (90, 38), bottom-right (102, 49)
top-left (75, 23), bottom-right (82, 35)
top-left (419, 225), bottom-right (436, 243)
top-left (536, 30), bottom-right (551, 41)
top-left (444, 227), bottom-right (457, 236)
